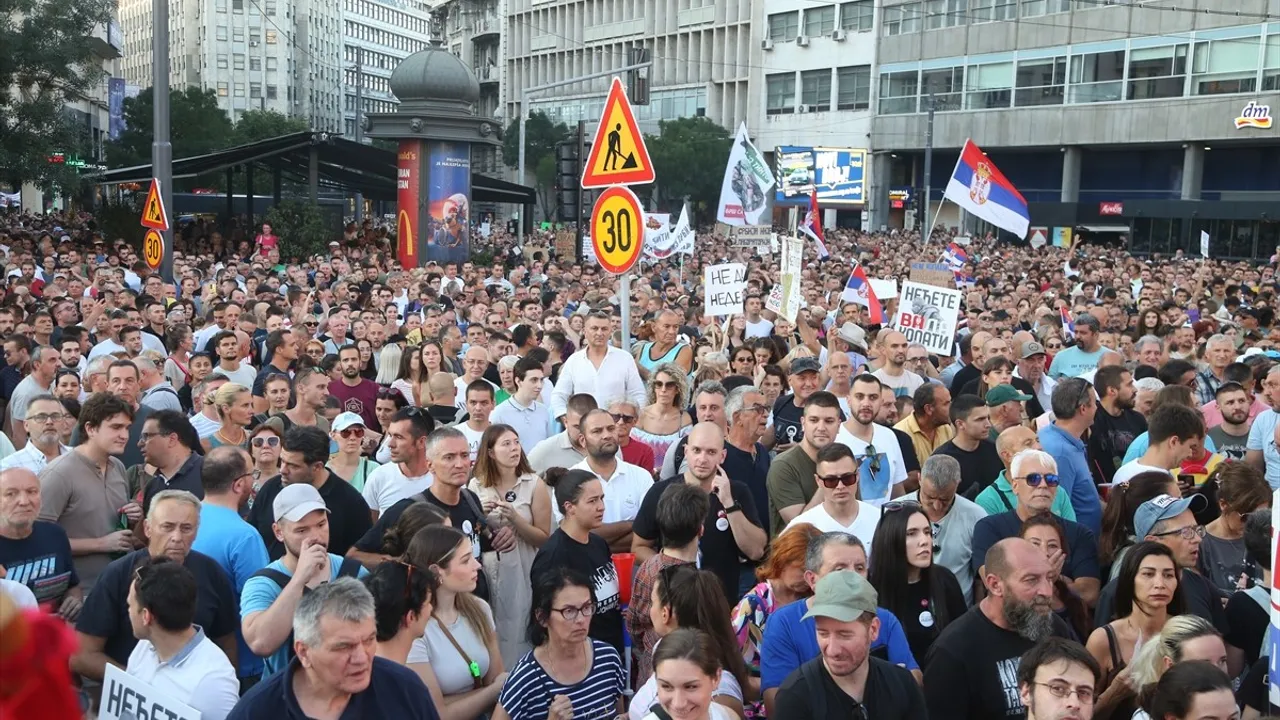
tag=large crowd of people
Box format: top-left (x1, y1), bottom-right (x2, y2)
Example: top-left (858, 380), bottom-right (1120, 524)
top-left (1, 206), bottom-right (1278, 720)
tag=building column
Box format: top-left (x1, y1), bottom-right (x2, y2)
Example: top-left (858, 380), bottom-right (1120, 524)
top-left (1061, 147), bottom-right (1082, 203)
top-left (866, 153), bottom-right (891, 233)
top-left (1181, 145), bottom-right (1204, 200)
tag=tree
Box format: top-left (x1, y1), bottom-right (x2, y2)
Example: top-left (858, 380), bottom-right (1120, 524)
top-left (265, 199), bottom-right (335, 261)
top-left (0, 0), bottom-right (114, 192)
top-left (107, 87), bottom-right (234, 169)
top-left (535, 154), bottom-right (557, 222)
top-left (231, 109), bottom-right (310, 146)
top-left (643, 117), bottom-right (732, 216)
top-left (501, 111), bottom-right (569, 173)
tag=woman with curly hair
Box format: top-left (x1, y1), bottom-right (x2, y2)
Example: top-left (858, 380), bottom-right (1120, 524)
top-left (632, 362), bottom-right (694, 473)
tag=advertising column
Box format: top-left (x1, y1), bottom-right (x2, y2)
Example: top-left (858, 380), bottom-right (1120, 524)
top-left (396, 140), bottom-right (424, 269)
top-left (426, 141), bottom-right (473, 266)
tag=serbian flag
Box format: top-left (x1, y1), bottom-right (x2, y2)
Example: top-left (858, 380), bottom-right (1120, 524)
top-left (1060, 306), bottom-right (1075, 340)
top-left (943, 139), bottom-right (1030, 238)
top-left (941, 242), bottom-right (968, 270)
top-left (800, 189), bottom-right (830, 259)
top-left (841, 262), bottom-right (884, 324)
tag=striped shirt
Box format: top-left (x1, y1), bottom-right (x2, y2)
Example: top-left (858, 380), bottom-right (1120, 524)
top-left (497, 639), bottom-right (623, 720)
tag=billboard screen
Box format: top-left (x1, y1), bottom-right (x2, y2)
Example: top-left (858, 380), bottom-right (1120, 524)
top-left (774, 146), bottom-right (867, 206)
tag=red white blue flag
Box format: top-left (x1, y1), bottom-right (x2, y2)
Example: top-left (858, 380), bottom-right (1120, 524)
top-left (943, 139), bottom-right (1030, 238)
top-left (800, 189), bottom-right (829, 259)
top-left (1060, 306), bottom-right (1075, 340)
top-left (841, 262), bottom-right (884, 324)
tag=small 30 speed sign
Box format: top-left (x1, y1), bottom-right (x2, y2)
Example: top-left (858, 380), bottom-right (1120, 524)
top-left (143, 228), bottom-right (164, 270)
top-left (590, 185), bottom-right (645, 275)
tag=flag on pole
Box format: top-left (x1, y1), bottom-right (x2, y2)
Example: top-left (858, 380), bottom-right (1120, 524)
top-left (1060, 307), bottom-right (1075, 340)
top-left (943, 139), bottom-right (1030, 238)
top-left (841, 262), bottom-right (884, 324)
top-left (800, 189), bottom-right (829, 259)
top-left (941, 242), bottom-right (968, 271)
top-left (716, 123), bottom-right (774, 226)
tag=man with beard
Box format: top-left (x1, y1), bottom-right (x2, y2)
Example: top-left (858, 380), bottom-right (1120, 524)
top-left (773, 570), bottom-right (927, 719)
top-left (1017, 638), bottom-right (1102, 720)
top-left (1206, 383), bottom-right (1251, 461)
top-left (329, 345), bottom-right (380, 431)
top-left (924, 537), bottom-right (1072, 720)
top-left (768, 391), bottom-right (843, 536)
top-left (189, 446), bottom-right (270, 687)
top-left (870, 331), bottom-right (925, 400)
top-left (568, 409), bottom-right (653, 552)
top-left (1088, 365), bottom-right (1148, 486)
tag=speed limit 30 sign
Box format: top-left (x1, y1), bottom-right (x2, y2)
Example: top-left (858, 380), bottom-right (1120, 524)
top-left (589, 185), bottom-right (644, 275)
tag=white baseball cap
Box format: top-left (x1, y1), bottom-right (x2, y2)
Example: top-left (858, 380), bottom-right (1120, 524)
top-left (273, 483), bottom-right (328, 523)
top-left (332, 411), bottom-right (366, 432)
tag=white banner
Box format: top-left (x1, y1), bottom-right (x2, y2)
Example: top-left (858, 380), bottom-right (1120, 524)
top-left (717, 122), bottom-right (774, 226)
top-left (101, 664), bottom-right (202, 720)
top-left (705, 263), bottom-right (747, 317)
top-left (869, 279), bottom-right (898, 299)
top-left (1201, 230), bottom-right (1210, 258)
top-left (893, 281), bottom-right (963, 356)
top-left (766, 235), bottom-right (804, 322)
top-left (642, 213), bottom-right (672, 259)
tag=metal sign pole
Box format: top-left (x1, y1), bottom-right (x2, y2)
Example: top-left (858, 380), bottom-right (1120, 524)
top-left (152, 0), bottom-right (173, 283)
top-left (619, 271), bottom-right (631, 353)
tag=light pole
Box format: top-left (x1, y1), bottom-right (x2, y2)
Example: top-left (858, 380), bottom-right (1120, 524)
top-left (152, 0), bottom-right (173, 282)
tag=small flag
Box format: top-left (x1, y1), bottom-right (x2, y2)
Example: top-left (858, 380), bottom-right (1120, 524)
top-left (941, 242), bottom-right (968, 271)
top-left (1060, 307), bottom-right (1075, 340)
top-left (841, 262), bottom-right (884, 324)
top-left (800, 189), bottom-right (829, 259)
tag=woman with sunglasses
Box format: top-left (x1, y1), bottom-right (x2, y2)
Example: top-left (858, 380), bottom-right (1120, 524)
top-left (364, 558), bottom-right (440, 666)
top-left (302, 338), bottom-right (326, 365)
top-left (468, 424), bottom-right (552, 666)
top-left (1020, 514), bottom-right (1093, 643)
top-left (1086, 542), bottom-right (1185, 697)
top-left (327, 412), bottom-right (380, 493)
top-left (867, 500), bottom-right (967, 663)
top-left (493, 566), bottom-right (625, 720)
top-left (632, 363), bottom-right (694, 474)
top-left (406, 525), bottom-right (507, 720)
top-left (247, 417), bottom-right (284, 507)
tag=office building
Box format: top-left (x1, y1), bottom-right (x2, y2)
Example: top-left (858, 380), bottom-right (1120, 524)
top-left (440, 0), bottom-right (505, 174)
top-left (342, 0), bottom-right (436, 142)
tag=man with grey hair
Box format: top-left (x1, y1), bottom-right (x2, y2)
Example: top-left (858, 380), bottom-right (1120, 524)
top-left (723, 384), bottom-right (772, 533)
top-left (7, 343), bottom-right (58, 447)
top-left (137, 352), bottom-right (182, 412)
top-left (73, 489), bottom-right (239, 684)
top-left (1133, 376), bottom-right (1164, 417)
top-left (1194, 333), bottom-right (1235, 405)
top-left (228, 577), bottom-right (439, 719)
top-left (607, 397), bottom-right (655, 470)
top-left (901, 454), bottom-right (988, 602)
top-left (0, 394), bottom-right (69, 473)
top-left (659, 380), bottom-right (729, 478)
top-left (1048, 314), bottom-right (1110, 379)
top-left (1039, 377), bottom-right (1102, 537)
top-left (1134, 334), bottom-right (1165, 369)
top-left (970, 449), bottom-right (1101, 607)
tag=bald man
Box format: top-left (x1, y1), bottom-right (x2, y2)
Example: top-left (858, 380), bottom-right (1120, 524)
top-left (0, 468), bottom-right (82, 618)
top-left (871, 330), bottom-right (925, 399)
top-left (453, 345), bottom-right (498, 407)
top-left (631, 422), bottom-right (766, 600)
top-left (974, 426), bottom-right (1076, 521)
top-left (950, 331), bottom-right (993, 394)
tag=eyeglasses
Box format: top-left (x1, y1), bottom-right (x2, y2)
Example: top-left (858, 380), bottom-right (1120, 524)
top-left (251, 436), bottom-right (280, 448)
top-left (551, 602), bottom-right (596, 621)
top-left (818, 472), bottom-right (858, 489)
top-left (339, 427), bottom-right (365, 439)
top-left (1016, 473), bottom-right (1060, 488)
top-left (28, 412), bottom-right (68, 424)
top-left (652, 380), bottom-right (676, 390)
top-left (610, 413), bottom-right (637, 423)
top-left (1151, 524), bottom-right (1206, 541)
top-left (745, 403), bottom-right (771, 414)
top-left (1033, 682), bottom-right (1095, 704)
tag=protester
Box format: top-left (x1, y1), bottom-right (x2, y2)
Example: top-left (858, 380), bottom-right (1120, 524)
top-left (364, 556), bottom-right (439, 666)
top-left (1015, 638), bottom-right (1102, 720)
top-left (0, 467), bottom-right (81, 617)
top-left (1139, 660), bottom-right (1235, 720)
top-left (1086, 542), bottom-right (1183, 695)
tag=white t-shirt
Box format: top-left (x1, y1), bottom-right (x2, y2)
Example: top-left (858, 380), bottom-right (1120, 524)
top-left (871, 367), bottom-right (925, 399)
top-left (457, 422), bottom-right (486, 462)
top-left (834, 423), bottom-right (908, 504)
top-left (552, 458), bottom-right (653, 524)
top-left (1111, 461), bottom-right (1171, 486)
top-left (454, 377), bottom-right (498, 409)
top-left (407, 601), bottom-right (496, 697)
top-left (213, 361), bottom-right (257, 389)
top-left (786, 502), bottom-right (881, 557)
top-left (0, 578), bottom-right (37, 609)
top-left (361, 463), bottom-right (434, 513)
top-left (744, 317), bottom-right (774, 339)
top-left (189, 412), bottom-right (222, 439)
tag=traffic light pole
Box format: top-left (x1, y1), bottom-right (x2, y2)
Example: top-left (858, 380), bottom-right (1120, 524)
top-left (152, 0), bottom-right (173, 283)
top-left (574, 120), bottom-right (586, 265)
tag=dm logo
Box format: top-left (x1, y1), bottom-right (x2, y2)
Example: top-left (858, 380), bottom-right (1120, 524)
top-left (1235, 101), bottom-right (1273, 130)
top-left (969, 162), bottom-right (992, 205)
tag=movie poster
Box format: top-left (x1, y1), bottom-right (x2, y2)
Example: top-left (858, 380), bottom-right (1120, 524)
top-left (427, 141), bottom-right (472, 266)
top-left (396, 139), bottom-right (423, 268)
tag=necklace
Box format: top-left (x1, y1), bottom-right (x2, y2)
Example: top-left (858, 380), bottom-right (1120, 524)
top-left (216, 428), bottom-right (246, 445)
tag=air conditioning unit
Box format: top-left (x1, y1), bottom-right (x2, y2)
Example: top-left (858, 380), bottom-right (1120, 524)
top-left (250, 40), bottom-right (259, 46)
top-left (799, 104), bottom-right (813, 113)
top-left (797, 35), bottom-right (809, 46)
top-left (761, 38), bottom-right (773, 50)
top-left (833, 29), bottom-right (847, 41)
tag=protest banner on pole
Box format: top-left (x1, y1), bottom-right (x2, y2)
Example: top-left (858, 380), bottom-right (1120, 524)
top-left (766, 235), bottom-right (804, 322)
top-left (101, 664), bottom-right (201, 720)
top-left (894, 281), bottom-right (962, 356)
top-left (909, 262), bottom-right (955, 289)
top-left (705, 263), bottom-right (747, 317)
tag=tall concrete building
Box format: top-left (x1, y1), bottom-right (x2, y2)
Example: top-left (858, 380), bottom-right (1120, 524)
top-left (440, 0), bottom-right (505, 174)
top-left (341, 0), bottom-right (435, 141)
top-left (871, 0), bottom-right (1280, 258)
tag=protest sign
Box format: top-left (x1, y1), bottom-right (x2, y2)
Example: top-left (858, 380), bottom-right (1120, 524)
top-left (555, 230), bottom-right (576, 259)
top-left (909, 262), bottom-right (954, 289)
top-left (732, 225), bottom-right (771, 247)
top-left (765, 235), bottom-right (804, 322)
top-left (705, 263), bottom-right (747, 317)
top-left (101, 664), bottom-right (201, 720)
top-left (643, 213), bottom-right (671, 257)
top-left (894, 281), bottom-right (962, 356)
top-left (869, 279), bottom-right (898, 300)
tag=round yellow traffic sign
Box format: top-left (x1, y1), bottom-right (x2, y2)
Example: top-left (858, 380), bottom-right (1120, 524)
top-left (143, 228), bottom-right (164, 270)
top-left (590, 185), bottom-right (644, 275)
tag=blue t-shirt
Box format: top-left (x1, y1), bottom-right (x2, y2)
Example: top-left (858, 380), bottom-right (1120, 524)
top-left (1039, 423), bottom-right (1102, 538)
top-left (193, 503), bottom-right (271, 678)
top-left (0, 520), bottom-right (78, 610)
top-left (1246, 410), bottom-right (1280, 489)
top-left (1048, 346), bottom-right (1111, 379)
top-left (240, 553), bottom-right (369, 677)
top-left (228, 656), bottom-right (440, 720)
top-left (759, 598), bottom-right (918, 692)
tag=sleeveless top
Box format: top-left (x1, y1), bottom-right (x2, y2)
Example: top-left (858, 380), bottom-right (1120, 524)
top-left (637, 341), bottom-right (687, 373)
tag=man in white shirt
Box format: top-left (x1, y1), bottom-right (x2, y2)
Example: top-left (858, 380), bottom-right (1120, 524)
top-left (0, 394), bottom-right (70, 473)
top-left (361, 409), bottom-right (434, 517)
top-left (900, 454), bottom-right (988, 601)
top-left (835, 375), bottom-right (908, 504)
top-left (785, 443), bottom-right (880, 554)
top-left (743, 295), bottom-right (773, 339)
top-left (125, 558), bottom-right (239, 720)
top-left (567, 409), bottom-right (653, 551)
top-left (549, 310), bottom-right (645, 420)
top-left (1112, 403), bottom-right (1204, 485)
top-left (210, 330), bottom-right (256, 388)
top-left (490, 356), bottom-right (555, 453)
top-left (870, 330), bottom-right (925, 400)
top-left (454, 346), bottom-right (498, 408)
top-left (189, 374), bottom-right (229, 440)
top-left (456, 381), bottom-right (494, 462)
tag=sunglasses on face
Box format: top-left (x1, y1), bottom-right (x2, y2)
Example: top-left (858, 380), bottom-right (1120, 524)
top-left (818, 472), bottom-right (858, 488)
top-left (252, 436), bottom-right (280, 448)
top-left (1018, 473), bottom-right (1060, 488)
top-left (339, 427), bottom-right (365, 439)
top-left (610, 412), bottom-right (637, 423)
top-left (652, 380), bottom-right (676, 390)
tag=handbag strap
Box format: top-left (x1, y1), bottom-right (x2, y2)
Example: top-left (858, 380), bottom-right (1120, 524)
top-left (436, 617), bottom-right (484, 689)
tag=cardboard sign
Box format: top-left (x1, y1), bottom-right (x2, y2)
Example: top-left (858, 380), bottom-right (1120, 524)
top-left (731, 225), bottom-right (771, 247)
top-left (909, 262), bottom-right (954, 289)
top-left (704, 263), bottom-right (747, 317)
top-left (893, 281), bottom-right (962, 356)
top-left (101, 664), bottom-right (201, 720)
top-left (555, 230), bottom-right (577, 259)
top-left (765, 235), bottom-right (803, 322)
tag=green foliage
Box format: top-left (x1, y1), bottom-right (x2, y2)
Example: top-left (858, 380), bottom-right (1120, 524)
top-left (501, 111), bottom-right (570, 170)
top-left (265, 199), bottom-right (334, 261)
top-left (643, 117), bottom-right (732, 216)
top-left (535, 154), bottom-right (557, 221)
top-left (107, 87), bottom-right (234, 170)
top-left (230, 110), bottom-right (310, 146)
top-left (96, 198), bottom-right (148, 246)
top-left (0, 0), bottom-right (114, 191)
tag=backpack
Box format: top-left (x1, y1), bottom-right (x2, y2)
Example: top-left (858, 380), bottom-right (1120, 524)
top-left (251, 556), bottom-right (363, 664)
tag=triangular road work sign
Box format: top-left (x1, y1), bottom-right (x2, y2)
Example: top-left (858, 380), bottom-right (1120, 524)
top-left (581, 77), bottom-right (654, 189)
top-left (140, 178), bottom-right (170, 231)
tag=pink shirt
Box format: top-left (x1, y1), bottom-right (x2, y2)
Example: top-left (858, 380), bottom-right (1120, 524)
top-left (1200, 395), bottom-right (1268, 428)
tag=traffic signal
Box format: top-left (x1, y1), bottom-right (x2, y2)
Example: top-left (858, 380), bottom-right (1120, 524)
top-left (555, 140), bottom-right (579, 223)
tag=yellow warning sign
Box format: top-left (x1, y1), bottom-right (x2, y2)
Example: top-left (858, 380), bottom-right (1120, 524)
top-left (143, 228), bottom-right (164, 270)
top-left (140, 178), bottom-right (170, 231)
top-left (581, 77), bottom-right (654, 189)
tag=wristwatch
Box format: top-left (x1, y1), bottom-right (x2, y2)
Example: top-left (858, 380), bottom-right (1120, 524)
top-left (724, 504), bottom-right (742, 515)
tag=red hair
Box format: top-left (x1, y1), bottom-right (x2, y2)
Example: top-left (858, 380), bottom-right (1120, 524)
top-left (756, 523), bottom-right (822, 581)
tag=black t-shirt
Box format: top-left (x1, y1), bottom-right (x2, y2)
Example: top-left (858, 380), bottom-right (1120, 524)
top-left (76, 549), bottom-right (239, 667)
top-left (722, 442), bottom-right (771, 536)
top-left (1237, 655), bottom-right (1274, 716)
top-left (923, 605), bottom-right (1072, 720)
top-left (931, 439), bottom-right (1004, 496)
top-left (891, 427), bottom-right (920, 474)
top-left (252, 364), bottom-right (291, 398)
top-left (530, 528), bottom-right (623, 655)
top-left (427, 405), bottom-right (463, 426)
top-left (353, 488), bottom-right (491, 601)
top-left (0, 521), bottom-right (79, 608)
top-left (631, 476), bottom-right (762, 602)
top-left (1010, 376), bottom-right (1046, 419)
top-left (1088, 406), bottom-right (1148, 485)
top-left (248, 472), bottom-right (372, 560)
top-left (776, 655), bottom-right (926, 720)
top-left (772, 394), bottom-right (805, 446)
top-left (949, 364), bottom-right (980, 395)
top-left (895, 568), bottom-right (969, 664)
top-left (1224, 590), bottom-right (1269, 668)
top-left (141, 453), bottom-right (206, 516)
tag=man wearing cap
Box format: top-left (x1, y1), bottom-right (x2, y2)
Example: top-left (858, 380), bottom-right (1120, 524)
top-left (987, 384), bottom-right (1031, 441)
top-left (768, 356), bottom-right (822, 450)
top-left (1013, 341), bottom-right (1055, 419)
top-left (773, 570), bottom-right (926, 719)
top-left (1088, 365), bottom-right (1147, 485)
top-left (1093, 493), bottom-right (1224, 631)
top-left (240, 481), bottom-right (368, 678)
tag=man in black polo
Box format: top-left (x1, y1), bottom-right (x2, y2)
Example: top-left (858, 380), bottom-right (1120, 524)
top-left (138, 410), bottom-right (205, 515)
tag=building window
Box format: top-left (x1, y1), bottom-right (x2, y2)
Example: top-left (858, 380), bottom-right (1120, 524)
top-left (233, 53), bottom-right (245, 69)
top-left (233, 27), bottom-right (244, 42)
top-left (993, 0), bottom-right (1016, 20)
top-left (879, 70), bottom-right (919, 114)
top-left (841, 1), bottom-right (873, 32)
top-left (1068, 49), bottom-right (1125, 103)
top-left (969, 0), bottom-right (993, 22)
top-left (898, 2), bottom-right (922, 33)
top-left (217, 55), bottom-right (229, 68)
top-left (216, 0), bottom-right (226, 11)
top-left (1127, 44), bottom-right (1187, 100)
top-left (232, 0), bottom-right (243, 10)
top-left (837, 65), bottom-right (872, 109)
top-left (766, 73), bottom-right (796, 114)
top-left (216, 25), bottom-right (228, 40)
top-left (266, 29), bottom-right (277, 43)
top-left (801, 69), bottom-right (832, 110)
top-left (1191, 39), bottom-right (1258, 96)
top-left (1266, 36), bottom-right (1280, 90)
top-left (922, 66), bottom-right (965, 110)
top-left (966, 61), bottom-right (1012, 109)
top-left (250, 56), bottom-right (261, 71)
top-left (264, 0), bottom-right (276, 14)
top-left (218, 82), bottom-right (229, 96)
top-left (1021, 0), bottom-right (1045, 16)
top-left (234, 83), bottom-right (245, 97)
top-left (251, 82), bottom-right (262, 98)
top-left (804, 5), bottom-right (837, 37)
top-left (267, 85), bottom-right (277, 99)
top-left (768, 11), bottom-right (799, 41)
top-left (1015, 56), bottom-right (1066, 106)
